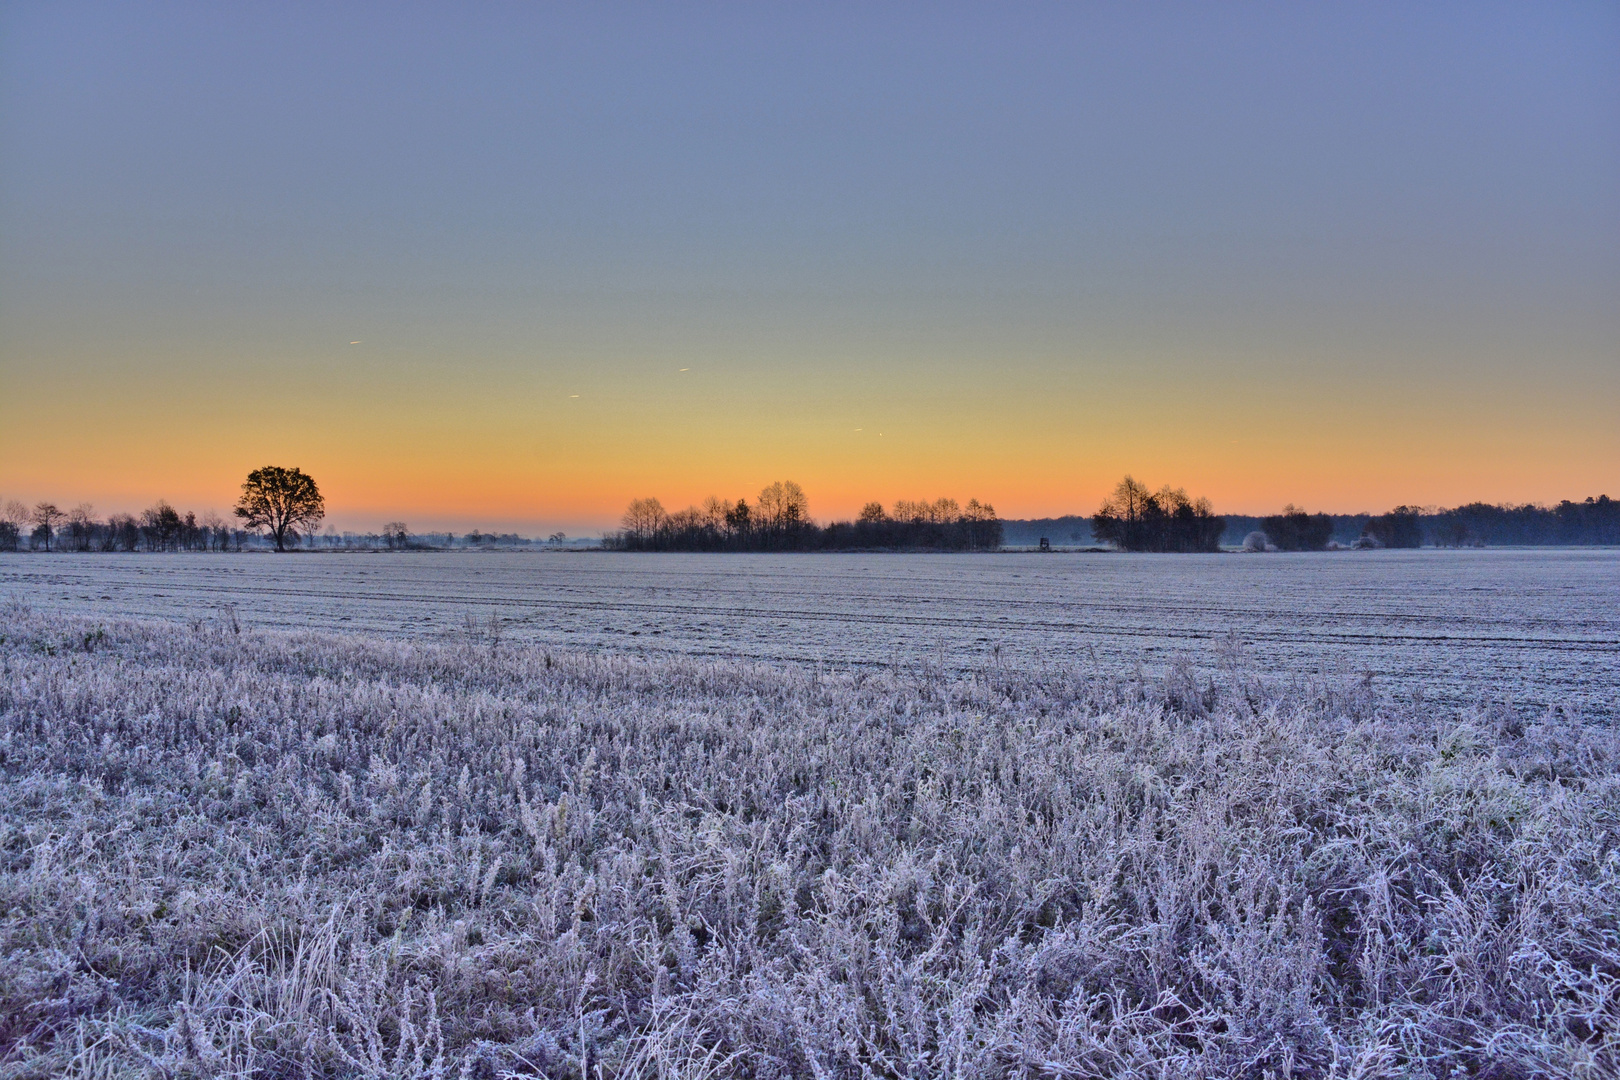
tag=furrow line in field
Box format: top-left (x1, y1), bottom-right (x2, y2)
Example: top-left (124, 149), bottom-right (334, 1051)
top-left (44, 582), bottom-right (1614, 652)
top-left (17, 569), bottom-right (1605, 633)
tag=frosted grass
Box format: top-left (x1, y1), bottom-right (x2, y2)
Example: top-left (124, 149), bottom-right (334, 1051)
top-left (1, 607), bottom-right (1615, 1078)
top-left (3, 548), bottom-right (1616, 715)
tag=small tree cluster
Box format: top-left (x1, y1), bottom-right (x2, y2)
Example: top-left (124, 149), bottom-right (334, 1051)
top-left (614, 482), bottom-right (815, 551)
top-left (1362, 505), bottom-right (1423, 549)
top-left (826, 497), bottom-right (1003, 550)
top-left (1091, 476), bottom-right (1225, 552)
top-left (1260, 505), bottom-right (1334, 551)
top-left (608, 483), bottom-right (1002, 551)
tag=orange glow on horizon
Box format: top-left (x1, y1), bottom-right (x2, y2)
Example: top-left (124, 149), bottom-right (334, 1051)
top-left (2, 387), bottom-right (1614, 534)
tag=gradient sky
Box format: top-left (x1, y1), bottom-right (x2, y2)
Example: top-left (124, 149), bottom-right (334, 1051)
top-left (2, 2), bottom-right (1616, 534)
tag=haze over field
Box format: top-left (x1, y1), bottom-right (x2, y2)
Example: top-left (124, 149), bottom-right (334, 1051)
top-left (2, 4), bottom-right (1616, 532)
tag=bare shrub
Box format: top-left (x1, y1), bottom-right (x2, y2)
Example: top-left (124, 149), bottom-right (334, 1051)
top-left (0, 614), bottom-right (1615, 1078)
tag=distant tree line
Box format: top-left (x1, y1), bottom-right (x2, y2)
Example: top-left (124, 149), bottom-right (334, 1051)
top-left (1091, 476), bottom-right (1225, 553)
top-left (1428, 497), bottom-right (1619, 546)
top-left (11, 467), bottom-right (1612, 557)
top-left (605, 482), bottom-right (1004, 551)
top-left (1224, 496), bottom-right (1618, 551)
top-left (0, 500), bottom-right (570, 554)
top-left (0, 502), bottom-right (567, 554)
top-left (1, 467), bottom-right (570, 554)
top-left (0, 498), bottom-right (250, 552)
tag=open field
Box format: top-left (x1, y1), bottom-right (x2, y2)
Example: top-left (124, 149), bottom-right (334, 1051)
top-left (2, 609), bottom-right (1617, 1078)
top-left (2, 549), bottom-right (1617, 717)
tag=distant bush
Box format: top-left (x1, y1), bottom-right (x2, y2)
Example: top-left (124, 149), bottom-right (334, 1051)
top-left (1242, 530), bottom-right (1270, 552)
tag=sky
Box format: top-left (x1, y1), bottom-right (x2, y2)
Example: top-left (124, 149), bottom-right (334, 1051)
top-left (2, 2), bottom-right (1616, 534)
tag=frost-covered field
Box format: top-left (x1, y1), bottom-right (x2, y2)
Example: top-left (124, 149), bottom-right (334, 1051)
top-left (2, 609), bottom-right (1618, 1078)
top-left (2, 548), bottom-right (1617, 715)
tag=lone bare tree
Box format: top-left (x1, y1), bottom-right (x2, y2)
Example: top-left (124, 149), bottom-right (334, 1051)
top-left (31, 502), bottom-right (63, 551)
top-left (234, 466), bottom-right (325, 552)
top-left (0, 500), bottom-right (27, 551)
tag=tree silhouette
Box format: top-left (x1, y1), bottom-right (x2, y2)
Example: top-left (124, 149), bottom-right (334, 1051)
top-left (1362, 506), bottom-right (1422, 549)
top-left (621, 497), bottom-right (668, 545)
top-left (31, 503), bottom-right (62, 552)
top-left (755, 481), bottom-right (809, 534)
top-left (0, 500), bottom-right (26, 551)
top-left (67, 504), bottom-right (96, 551)
top-left (234, 466), bottom-right (325, 552)
top-left (383, 522), bottom-right (409, 550)
top-left (142, 501), bottom-right (182, 551)
top-left (1092, 476), bottom-right (1223, 552)
top-left (1261, 504), bottom-right (1333, 551)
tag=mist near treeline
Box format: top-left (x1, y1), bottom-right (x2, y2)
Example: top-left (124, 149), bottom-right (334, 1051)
top-left (2, 483), bottom-right (1616, 553)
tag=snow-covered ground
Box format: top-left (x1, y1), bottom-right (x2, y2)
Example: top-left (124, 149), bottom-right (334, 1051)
top-left (4, 548), bottom-right (1616, 714)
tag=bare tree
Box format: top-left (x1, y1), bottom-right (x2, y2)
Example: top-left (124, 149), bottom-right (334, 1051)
top-left (382, 522), bottom-right (409, 550)
top-left (858, 502), bottom-right (886, 523)
top-left (106, 513), bottom-right (140, 551)
top-left (67, 503), bottom-right (96, 551)
top-left (701, 495), bottom-right (730, 533)
top-left (234, 466), bottom-right (326, 552)
top-left (199, 511), bottom-right (225, 551)
top-left (621, 497), bottom-right (667, 544)
top-left (892, 499), bottom-right (928, 523)
top-left (668, 506), bottom-right (705, 533)
top-left (141, 502), bottom-right (182, 551)
top-left (0, 500), bottom-right (23, 551)
top-left (1104, 476), bottom-right (1153, 523)
top-left (755, 481), bottom-right (809, 532)
top-left (1092, 475), bottom-right (1223, 552)
top-left (724, 498), bottom-right (751, 534)
top-left (31, 502), bottom-right (63, 552)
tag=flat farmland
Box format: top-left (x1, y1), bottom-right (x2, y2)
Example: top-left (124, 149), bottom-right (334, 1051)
top-left (3, 548), bottom-right (1615, 715)
top-left (6, 554), bottom-right (1620, 1076)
